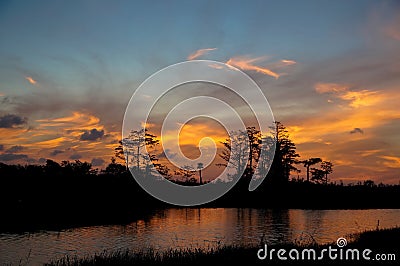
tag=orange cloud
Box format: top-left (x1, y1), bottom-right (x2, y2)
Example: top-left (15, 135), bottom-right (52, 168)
top-left (226, 56), bottom-right (280, 79)
top-left (36, 111), bottom-right (101, 130)
top-left (315, 83), bottom-right (349, 94)
top-left (315, 83), bottom-right (384, 108)
top-left (187, 48), bottom-right (217, 60)
top-left (339, 90), bottom-right (381, 108)
top-left (380, 155), bottom-right (400, 168)
top-left (358, 149), bottom-right (383, 157)
top-left (140, 121), bottom-right (156, 130)
top-left (0, 110), bottom-right (121, 166)
top-left (281, 59), bottom-right (297, 65)
top-left (25, 76), bottom-right (37, 85)
top-left (287, 82), bottom-right (400, 183)
top-left (0, 128), bottom-right (30, 143)
top-left (33, 137), bottom-right (68, 148)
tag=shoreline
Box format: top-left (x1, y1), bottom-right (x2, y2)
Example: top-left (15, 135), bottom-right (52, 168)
top-left (46, 227), bottom-right (400, 265)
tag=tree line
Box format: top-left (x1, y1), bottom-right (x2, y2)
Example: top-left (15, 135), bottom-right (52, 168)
top-left (0, 121), bottom-right (394, 189)
top-left (115, 121), bottom-right (334, 185)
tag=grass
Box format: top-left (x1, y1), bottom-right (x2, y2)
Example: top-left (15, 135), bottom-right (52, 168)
top-left (46, 227), bottom-right (400, 266)
top-left (46, 246), bottom-right (258, 266)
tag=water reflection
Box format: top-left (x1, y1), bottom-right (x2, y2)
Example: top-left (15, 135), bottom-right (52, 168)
top-left (0, 208), bottom-right (399, 265)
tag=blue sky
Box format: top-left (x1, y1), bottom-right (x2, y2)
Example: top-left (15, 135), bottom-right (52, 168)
top-left (0, 0), bottom-right (381, 86)
top-left (1, 0), bottom-right (400, 183)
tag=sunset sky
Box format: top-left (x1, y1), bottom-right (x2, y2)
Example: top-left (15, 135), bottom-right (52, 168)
top-left (0, 0), bottom-right (400, 183)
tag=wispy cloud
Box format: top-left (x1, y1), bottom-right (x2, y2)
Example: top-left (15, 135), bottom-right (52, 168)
top-left (36, 111), bottom-right (100, 130)
top-left (358, 149), bottom-right (382, 157)
top-left (25, 76), bottom-right (37, 85)
top-left (380, 155), bottom-right (400, 168)
top-left (340, 90), bottom-right (381, 108)
top-left (0, 111), bottom-right (119, 164)
top-left (226, 56), bottom-right (280, 79)
top-left (281, 59), bottom-right (297, 66)
top-left (315, 83), bottom-right (383, 108)
top-left (315, 83), bottom-right (349, 94)
top-left (32, 137), bottom-right (68, 149)
top-left (187, 48), bottom-right (217, 60)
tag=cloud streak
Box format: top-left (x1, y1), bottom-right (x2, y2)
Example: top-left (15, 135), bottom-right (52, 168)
top-left (315, 83), bottom-right (349, 94)
top-left (226, 56), bottom-right (280, 78)
top-left (380, 155), bottom-right (400, 168)
top-left (281, 59), bottom-right (297, 66)
top-left (187, 48), bottom-right (217, 60)
top-left (25, 76), bottom-right (37, 85)
top-left (315, 83), bottom-right (383, 108)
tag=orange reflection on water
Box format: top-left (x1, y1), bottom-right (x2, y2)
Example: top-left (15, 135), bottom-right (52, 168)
top-left (1, 208), bottom-right (400, 265)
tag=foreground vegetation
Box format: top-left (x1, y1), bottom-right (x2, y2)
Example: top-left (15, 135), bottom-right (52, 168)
top-left (47, 227), bottom-right (400, 265)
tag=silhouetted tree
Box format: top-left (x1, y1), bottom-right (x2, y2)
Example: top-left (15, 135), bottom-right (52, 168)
top-left (153, 163), bottom-right (172, 180)
top-left (246, 127), bottom-right (262, 175)
top-left (114, 141), bottom-right (127, 170)
top-left (103, 157), bottom-right (127, 176)
top-left (61, 160), bottom-right (95, 176)
top-left (175, 165), bottom-right (196, 182)
top-left (123, 129), bottom-right (146, 171)
top-left (256, 135), bottom-right (275, 179)
top-left (218, 129), bottom-right (250, 176)
top-left (269, 121), bottom-right (299, 183)
top-left (321, 161), bottom-right (333, 184)
top-left (362, 179), bottom-right (375, 187)
top-left (310, 167), bottom-right (326, 184)
top-left (197, 162), bottom-right (204, 184)
top-left (122, 129), bottom-right (159, 174)
top-left (142, 153), bottom-right (164, 177)
top-left (44, 159), bottom-right (62, 176)
top-left (299, 157), bottom-right (322, 182)
top-left (310, 160), bottom-right (333, 184)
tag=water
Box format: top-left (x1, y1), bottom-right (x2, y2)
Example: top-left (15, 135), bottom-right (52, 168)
top-left (1, 208), bottom-right (399, 265)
